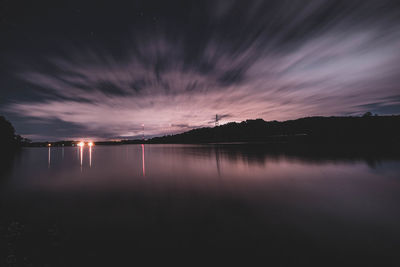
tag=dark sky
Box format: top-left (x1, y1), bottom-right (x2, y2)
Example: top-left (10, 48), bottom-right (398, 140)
top-left (1, 0), bottom-right (400, 141)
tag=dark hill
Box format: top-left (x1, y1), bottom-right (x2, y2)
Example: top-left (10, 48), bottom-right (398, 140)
top-left (0, 115), bottom-right (20, 150)
top-left (149, 115), bottom-right (400, 144)
top-left (0, 115), bottom-right (29, 176)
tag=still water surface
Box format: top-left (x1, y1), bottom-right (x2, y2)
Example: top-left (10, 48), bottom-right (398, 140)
top-left (1, 144), bottom-right (400, 265)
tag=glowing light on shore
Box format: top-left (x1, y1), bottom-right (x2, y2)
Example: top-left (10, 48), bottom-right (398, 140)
top-left (78, 141), bottom-right (84, 147)
top-left (88, 142), bottom-right (94, 147)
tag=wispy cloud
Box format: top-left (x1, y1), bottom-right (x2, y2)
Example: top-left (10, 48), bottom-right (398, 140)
top-left (3, 0), bottom-right (400, 140)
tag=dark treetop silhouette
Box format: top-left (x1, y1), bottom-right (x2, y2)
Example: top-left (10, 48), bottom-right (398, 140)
top-left (146, 115), bottom-right (400, 145)
top-left (1, 116), bottom-right (32, 147)
top-left (22, 114), bottom-right (400, 146)
top-left (0, 115), bottom-right (25, 151)
top-left (0, 116), bottom-right (30, 175)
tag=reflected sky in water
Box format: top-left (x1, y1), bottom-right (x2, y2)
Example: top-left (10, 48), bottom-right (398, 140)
top-left (1, 144), bottom-right (400, 263)
top-left (3, 144), bottom-right (400, 201)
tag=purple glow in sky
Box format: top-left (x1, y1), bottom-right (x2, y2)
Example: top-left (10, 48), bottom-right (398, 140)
top-left (1, 0), bottom-right (400, 140)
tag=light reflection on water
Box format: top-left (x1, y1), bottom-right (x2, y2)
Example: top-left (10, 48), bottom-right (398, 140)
top-left (48, 146), bottom-right (50, 168)
top-left (7, 144), bottom-right (400, 189)
top-left (1, 144), bottom-right (400, 263)
top-left (141, 144), bottom-right (145, 176)
top-left (44, 144), bottom-right (148, 178)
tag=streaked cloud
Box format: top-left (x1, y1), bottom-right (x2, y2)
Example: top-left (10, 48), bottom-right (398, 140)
top-left (2, 0), bottom-right (400, 140)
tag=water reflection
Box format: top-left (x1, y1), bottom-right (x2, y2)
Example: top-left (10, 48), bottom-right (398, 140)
top-left (1, 144), bottom-right (400, 265)
top-left (175, 144), bottom-right (400, 168)
top-left (0, 150), bottom-right (19, 180)
top-left (89, 146), bottom-right (92, 168)
top-left (215, 146), bottom-right (221, 177)
top-left (48, 146), bottom-right (51, 168)
top-left (142, 144), bottom-right (145, 177)
top-left (80, 146), bottom-right (83, 171)
top-left (34, 144), bottom-right (400, 176)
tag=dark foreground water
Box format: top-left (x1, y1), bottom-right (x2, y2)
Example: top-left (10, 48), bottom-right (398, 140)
top-left (1, 144), bottom-right (400, 266)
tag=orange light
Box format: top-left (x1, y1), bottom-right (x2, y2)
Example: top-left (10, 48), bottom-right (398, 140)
top-left (47, 143), bottom-right (51, 147)
top-left (88, 142), bottom-right (94, 147)
top-left (78, 141), bottom-right (85, 147)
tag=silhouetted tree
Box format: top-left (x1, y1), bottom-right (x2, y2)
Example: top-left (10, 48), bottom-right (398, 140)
top-left (0, 115), bottom-right (31, 152)
top-left (0, 116), bottom-right (23, 176)
top-left (0, 115), bottom-right (19, 150)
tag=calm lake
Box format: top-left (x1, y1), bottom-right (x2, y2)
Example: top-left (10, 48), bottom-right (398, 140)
top-left (1, 144), bottom-right (400, 265)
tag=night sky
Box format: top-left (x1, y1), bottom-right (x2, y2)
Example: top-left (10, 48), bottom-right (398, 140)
top-left (1, 0), bottom-right (400, 141)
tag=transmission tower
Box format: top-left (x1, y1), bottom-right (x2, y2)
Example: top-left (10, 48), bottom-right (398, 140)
top-left (215, 114), bottom-right (220, 127)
